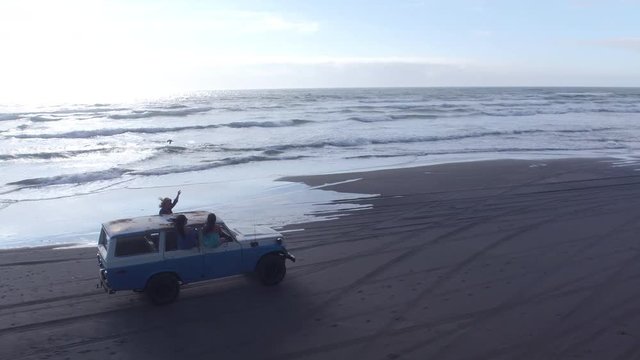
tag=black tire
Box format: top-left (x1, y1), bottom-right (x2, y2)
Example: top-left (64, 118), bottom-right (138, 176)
top-left (256, 254), bottom-right (286, 286)
top-left (146, 273), bottom-right (180, 305)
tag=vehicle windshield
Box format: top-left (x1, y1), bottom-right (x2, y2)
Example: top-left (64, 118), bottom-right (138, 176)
top-left (221, 225), bottom-right (237, 239)
top-left (98, 227), bottom-right (109, 252)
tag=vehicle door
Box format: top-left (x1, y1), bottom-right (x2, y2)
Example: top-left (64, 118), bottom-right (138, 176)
top-left (202, 226), bottom-right (243, 279)
top-left (162, 227), bottom-right (204, 283)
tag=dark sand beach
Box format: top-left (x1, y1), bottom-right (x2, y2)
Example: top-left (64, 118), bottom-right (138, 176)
top-left (2, 158), bottom-right (640, 360)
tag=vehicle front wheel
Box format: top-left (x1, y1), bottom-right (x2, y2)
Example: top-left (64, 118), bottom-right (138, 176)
top-left (146, 273), bottom-right (180, 305)
top-left (256, 254), bottom-right (286, 286)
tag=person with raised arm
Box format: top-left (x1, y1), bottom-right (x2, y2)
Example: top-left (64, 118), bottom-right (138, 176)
top-left (159, 190), bottom-right (181, 215)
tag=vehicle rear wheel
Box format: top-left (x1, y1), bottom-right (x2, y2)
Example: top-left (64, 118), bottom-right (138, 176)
top-left (146, 273), bottom-right (180, 305)
top-left (256, 254), bottom-right (287, 286)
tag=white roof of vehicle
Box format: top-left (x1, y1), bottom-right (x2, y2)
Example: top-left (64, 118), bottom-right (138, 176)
top-left (102, 211), bottom-right (222, 237)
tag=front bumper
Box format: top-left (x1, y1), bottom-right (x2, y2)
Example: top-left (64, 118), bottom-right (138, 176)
top-left (97, 269), bottom-right (116, 294)
top-left (284, 251), bottom-right (296, 262)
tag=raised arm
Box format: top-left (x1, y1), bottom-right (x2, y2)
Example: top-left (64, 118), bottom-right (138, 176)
top-left (172, 190), bottom-right (181, 208)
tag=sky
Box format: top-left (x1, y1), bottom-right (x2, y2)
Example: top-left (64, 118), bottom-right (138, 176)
top-left (0, 0), bottom-right (639, 103)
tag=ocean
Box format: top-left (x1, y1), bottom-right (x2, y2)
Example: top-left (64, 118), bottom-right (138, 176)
top-left (1, 87), bottom-right (639, 248)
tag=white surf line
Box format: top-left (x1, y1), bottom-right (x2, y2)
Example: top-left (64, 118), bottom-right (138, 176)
top-left (279, 228), bottom-right (306, 233)
top-left (53, 243), bottom-right (96, 250)
top-left (207, 178), bottom-right (376, 209)
top-left (308, 178), bottom-right (364, 190)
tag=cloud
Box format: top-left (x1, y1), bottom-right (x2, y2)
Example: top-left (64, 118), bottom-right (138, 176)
top-left (141, 55), bottom-right (473, 92)
top-left (591, 37), bottom-right (640, 52)
top-left (180, 61), bottom-right (477, 90)
top-left (191, 55), bottom-right (468, 67)
top-left (172, 57), bottom-right (640, 91)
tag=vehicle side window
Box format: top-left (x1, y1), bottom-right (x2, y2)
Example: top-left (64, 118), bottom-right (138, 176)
top-left (219, 226), bottom-right (235, 242)
top-left (145, 232), bottom-right (160, 251)
top-left (165, 227), bottom-right (199, 251)
top-left (115, 235), bottom-right (157, 257)
top-left (99, 228), bottom-right (109, 251)
top-left (165, 231), bottom-right (178, 252)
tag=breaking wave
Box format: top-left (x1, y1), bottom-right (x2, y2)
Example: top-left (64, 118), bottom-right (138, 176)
top-left (0, 147), bottom-right (117, 161)
top-left (345, 144), bottom-right (628, 159)
top-left (29, 115), bottom-right (62, 122)
top-left (225, 119), bottom-right (313, 128)
top-left (554, 92), bottom-right (615, 98)
top-left (132, 155), bottom-right (308, 176)
top-left (108, 107), bottom-right (214, 119)
top-left (0, 113), bottom-right (21, 121)
top-left (347, 116), bottom-right (393, 123)
top-left (7, 167), bottom-right (132, 187)
top-left (3, 87), bottom-right (640, 195)
top-left (11, 119), bottom-right (313, 139)
top-left (4, 154), bottom-right (308, 188)
top-left (159, 145), bottom-right (188, 154)
top-left (390, 114), bottom-right (439, 120)
top-left (226, 128), bottom-right (617, 153)
top-left (13, 125), bottom-right (221, 139)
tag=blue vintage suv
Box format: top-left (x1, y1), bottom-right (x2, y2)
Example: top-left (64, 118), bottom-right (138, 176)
top-left (97, 211), bottom-right (295, 305)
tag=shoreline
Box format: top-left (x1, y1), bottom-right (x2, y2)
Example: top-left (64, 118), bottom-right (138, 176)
top-left (2, 156), bottom-right (629, 251)
top-left (3, 157), bottom-right (640, 359)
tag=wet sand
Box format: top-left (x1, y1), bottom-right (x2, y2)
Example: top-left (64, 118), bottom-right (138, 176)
top-left (3, 158), bottom-right (640, 359)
